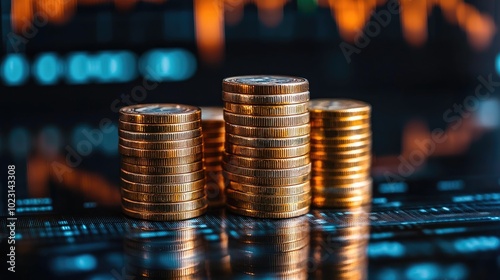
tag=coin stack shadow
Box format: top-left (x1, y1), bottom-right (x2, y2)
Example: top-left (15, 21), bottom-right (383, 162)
top-left (119, 104), bottom-right (207, 221)
top-left (124, 221), bottom-right (207, 279)
top-left (309, 99), bottom-right (372, 208)
top-left (228, 216), bottom-right (310, 279)
top-left (309, 207), bottom-right (370, 280)
top-left (221, 75), bottom-right (312, 218)
top-left (200, 107), bottom-right (226, 208)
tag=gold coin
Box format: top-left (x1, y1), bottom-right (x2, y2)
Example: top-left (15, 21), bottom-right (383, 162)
top-left (202, 130), bottom-right (225, 137)
top-left (312, 194), bottom-right (371, 208)
top-left (125, 265), bottom-right (204, 278)
top-left (222, 75), bottom-right (309, 94)
top-left (119, 145), bottom-right (203, 158)
top-left (121, 188), bottom-right (205, 203)
top-left (122, 205), bottom-right (207, 221)
top-left (309, 99), bottom-right (371, 117)
top-left (223, 171), bottom-right (310, 186)
top-left (121, 154), bottom-right (203, 166)
top-left (310, 149), bottom-right (371, 161)
top-left (223, 162), bottom-right (311, 178)
top-left (121, 178), bottom-right (205, 193)
top-left (223, 153), bottom-right (310, 169)
top-left (310, 133), bottom-right (372, 145)
top-left (225, 142), bottom-right (310, 158)
top-left (121, 169), bottom-right (205, 184)
top-left (201, 107), bottom-right (224, 121)
top-left (310, 143), bottom-right (371, 153)
top-left (224, 111), bottom-right (309, 127)
top-left (222, 91), bottom-right (309, 105)
top-left (228, 181), bottom-right (310, 196)
top-left (226, 189), bottom-right (311, 205)
top-left (311, 174), bottom-right (370, 186)
top-left (312, 169), bottom-right (369, 178)
top-left (119, 128), bottom-right (202, 141)
top-left (121, 161), bottom-right (203, 175)
top-left (122, 197), bottom-right (206, 212)
top-left (310, 157), bottom-right (371, 169)
top-left (226, 205), bottom-right (309, 219)
top-left (225, 123), bottom-right (309, 138)
top-left (204, 156), bottom-right (223, 164)
top-left (119, 120), bottom-right (201, 133)
top-left (310, 125), bottom-right (371, 138)
top-left (119, 104), bottom-right (201, 124)
top-left (310, 117), bottom-right (370, 128)
top-left (203, 136), bottom-right (225, 143)
top-left (224, 103), bottom-right (308, 116)
top-left (226, 133), bottom-right (309, 148)
top-left (119, 136), bottom-right (203, 150)
top-left (227, 197), bottom-right (311, 212)
top-left (312, 164), bottom-right (370, 175)
top-left (204, 142), bottom-right (224, 150)
top-left (311, 179), bottom-right (372, 192)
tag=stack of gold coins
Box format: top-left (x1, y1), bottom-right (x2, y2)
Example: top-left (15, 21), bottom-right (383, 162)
top-left (200, 107), bottom-right (226, 208)
top-left (308, 99), bottom-right (372, 208)
top-left (229, 216), bottom-right (310, 279)
top-left (309, 207), bottom-right (370, 279)
top-left (222, 75), bottom-right (312, 218)
top-left (118, 104), bottom-right (207, 221)
top-left (124, 221), bottom-right (207, 279)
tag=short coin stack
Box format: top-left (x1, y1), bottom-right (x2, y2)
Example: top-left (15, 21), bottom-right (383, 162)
top-left (200, 107), bottom-right (226, 208)
top-left (308, 99), bottom-right (372, 208)
top-left (119, 104), bottom-right (207, 221)
top-left (222, 75), bottom-right (312, 218)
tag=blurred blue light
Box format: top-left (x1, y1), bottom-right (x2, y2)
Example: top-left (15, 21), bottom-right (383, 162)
top-left (496, 53), bottom-right (500, 76)
top-left (99, 123), bottom-right (118, 155)
top-left (67, 52), bottom-right (91, 84)
top-left (52, 254), bottom-right (97, 273)
top-left (8, 127), bottom-right (31, 158)
top-left (368, 242), bottom-right (405, 257)
top-left (33, 53), bottom-right (61, 85)
top-left (445, 264), bottom-right (467, 279)
top-left (406, 263), bottom-right (440, 280)
top-left (139, 49), bottom-right (196, 81)
top-left (1, 54), bottom-right (29, 86)
top-left (17, 198), bottom-right (52, 206)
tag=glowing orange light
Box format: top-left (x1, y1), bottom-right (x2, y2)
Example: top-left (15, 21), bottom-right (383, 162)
top-left (194, 0), bottom-right (225, 64)
top-left (10, 0), bottom-right (497, 63)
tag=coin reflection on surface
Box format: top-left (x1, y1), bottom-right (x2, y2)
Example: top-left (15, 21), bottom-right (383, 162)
top-left (123, 220), bottom-right (206, 279)
top-left (309, 206), bottom-right (370, 280)
top-left (227, 215), bottom-right (310, 279)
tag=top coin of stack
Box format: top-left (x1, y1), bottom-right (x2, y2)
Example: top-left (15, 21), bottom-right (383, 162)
top-left (222, 75), bottom-right (312, 219)
top-left (200, 107), bottom-right (226, 208)
top-left (308, 99), bottom-right (372, 208)
top-left (118, 104), bottom-right (207, 221)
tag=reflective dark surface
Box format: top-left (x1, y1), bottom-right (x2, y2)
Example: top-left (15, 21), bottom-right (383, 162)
top-left (1, 193), bottom-right (500, 280)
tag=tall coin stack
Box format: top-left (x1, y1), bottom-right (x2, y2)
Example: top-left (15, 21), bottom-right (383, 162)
top-left (222, 75), bottom-right (312, 218)
top-left (200, 107), bottom-right (226, 208)
top-left (119, 104), bottom-right (207, 221)
top-left (309, 99), bottom-right (372, 208)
